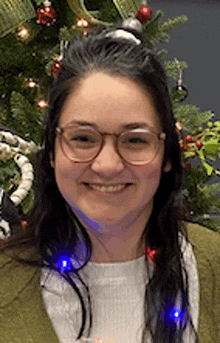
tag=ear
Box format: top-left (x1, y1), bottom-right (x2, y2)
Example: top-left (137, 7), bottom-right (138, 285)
top-left (163, 161), bottom-right (172, 173)
top-left (50, 153), bottom-right (54, 168)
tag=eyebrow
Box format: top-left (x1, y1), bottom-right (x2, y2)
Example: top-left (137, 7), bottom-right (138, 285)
top-left (67, 120), bottom-right (154, 131)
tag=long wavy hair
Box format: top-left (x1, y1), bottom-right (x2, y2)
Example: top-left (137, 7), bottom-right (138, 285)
top-left (0, 24), bottom-right (198, 342)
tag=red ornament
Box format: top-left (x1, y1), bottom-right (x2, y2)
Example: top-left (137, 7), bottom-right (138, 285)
top-left (196, 140), bottom-right (203, 149)
top-left (52, 59), bottom-right (62, 76)
top-left (37, 1), bottom-right (56, 26)
top-left (136, 5), bottom-right (153, 24)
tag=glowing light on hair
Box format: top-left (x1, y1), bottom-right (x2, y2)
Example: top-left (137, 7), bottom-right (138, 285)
top-left (170, 308), bottom-right (183, 322)
top-left (58, 255), bottom-right (72, 272)
top-left (146, 246), bottom-right (157, 260)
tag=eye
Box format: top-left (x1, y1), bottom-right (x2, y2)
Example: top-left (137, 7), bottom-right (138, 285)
top-left (64, 129), bottom-right (100, 148)
top-left (71, 134), bottom-right (93, 142)
top-left (127, 137), bottom-right (149, 144)
top-left (120, 133), bottom-right (152, 146)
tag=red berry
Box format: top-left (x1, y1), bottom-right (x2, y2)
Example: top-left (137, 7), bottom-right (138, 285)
top-left (179, 140), bottom-right (189, 151)
top-left (196, 140), bottom-right (203, 149)
top-left (185, 135), bottom-right (194, 143)
top-left (179, 140), bottom-right (184, 150)
top-left (52, 60), bottom-right (62, 76)
top-left (21, 221), bottom-right (28, 229)
top-left (185, 163), bottom-right (192, 170)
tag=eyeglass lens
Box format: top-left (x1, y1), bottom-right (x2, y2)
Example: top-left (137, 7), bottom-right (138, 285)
top-left (61, 127), bottom-right (159, 164)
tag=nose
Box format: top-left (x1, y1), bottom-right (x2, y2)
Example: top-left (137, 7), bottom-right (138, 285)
top-left (90, 136), bottom-right (125, 176)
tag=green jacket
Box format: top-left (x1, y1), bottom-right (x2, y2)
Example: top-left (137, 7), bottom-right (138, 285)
top-left (0, 223), bottom-right (220, 343)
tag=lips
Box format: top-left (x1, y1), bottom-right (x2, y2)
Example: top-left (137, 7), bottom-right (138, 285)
top-left (83, 183), bottom-right (132, 193)
top-left (83, 183), bottom-right (132, 186)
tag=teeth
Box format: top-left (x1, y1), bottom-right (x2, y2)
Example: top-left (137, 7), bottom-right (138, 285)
top-left (87, 183), bottom-right (128, 192)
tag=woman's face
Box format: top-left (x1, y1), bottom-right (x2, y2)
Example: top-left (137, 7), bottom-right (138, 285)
top-left (53, 72), bottom-right (171, 229)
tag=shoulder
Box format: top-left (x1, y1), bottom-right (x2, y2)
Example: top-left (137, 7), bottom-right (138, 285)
top-left (185, 224), bottom-right (220, 340)
top-left (0, 243), bottom-right (40, 267)
top-left (185, 222), bottom-right (220, 254)
top-left (0, 244), bottom-right (41, 307)
top-left (185, 221), bottom-right (220, 284)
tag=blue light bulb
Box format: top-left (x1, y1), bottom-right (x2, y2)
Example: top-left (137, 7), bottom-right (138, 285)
top-left (170, 308), bottom-right (182, 322)
top-left (62, 260), bottom-right (67, 268)
top-left (58, 256), bottom-right (72, 272)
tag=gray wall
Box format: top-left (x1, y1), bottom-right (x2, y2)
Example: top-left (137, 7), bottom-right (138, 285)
top-left (152, 1), bottom-right (220, 181)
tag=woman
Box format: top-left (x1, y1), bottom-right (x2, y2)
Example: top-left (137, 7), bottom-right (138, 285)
top-left (0, 23), bottom-right (220, 343)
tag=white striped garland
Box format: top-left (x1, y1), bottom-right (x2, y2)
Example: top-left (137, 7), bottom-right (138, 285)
top-left (0, 130), bottom-right (38, 206)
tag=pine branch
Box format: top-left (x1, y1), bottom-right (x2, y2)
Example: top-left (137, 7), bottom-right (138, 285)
top-left (59, 25), bottom-right (84, 41)
top-left (157, 49), bottom-right (168, 59)
top-left (143, 10), bottom-right (164, 47)
top-left (10, 91), bottom-right (44, 143)
top-left (165, 60), bottom-right (188, 82)
top-left (182, 166), bottom-right (219, 216)
top-left (0, 159), bottom-right (19, 191)
top-left (143, 12), bottom-right (187, 46)
top-left (173, 104), bottom-right (212, 133)
top-left (160, 15), bottom-right (188, 33)
top-left (34, 0), bottom-right (44, 5)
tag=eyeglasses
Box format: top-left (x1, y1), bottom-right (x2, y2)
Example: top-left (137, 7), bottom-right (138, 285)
top-left (56, 125), bottom-right (166, 166)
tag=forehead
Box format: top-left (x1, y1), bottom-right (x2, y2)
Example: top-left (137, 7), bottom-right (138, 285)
top-left (59, 72), bottom-right (162, 131)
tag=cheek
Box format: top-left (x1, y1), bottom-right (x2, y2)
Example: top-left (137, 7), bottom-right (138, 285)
top-left (53, 148), bottom-right (90, 209)
top-left (137, 161), bottom-right (163, 194)
top-left (146, 166), bottom-right (162, 181)
top-left (53, 141), bottom-right (81, 191)
top-left (54, 158), bottom-right (80, 186)
top-left (144, 169), bottom-right (162, 195)
top-left (54, 160), bottom-right (84, 209)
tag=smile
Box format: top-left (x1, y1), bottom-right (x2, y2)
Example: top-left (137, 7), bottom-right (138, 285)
top-left (83, 183), bottom-right (131, 193)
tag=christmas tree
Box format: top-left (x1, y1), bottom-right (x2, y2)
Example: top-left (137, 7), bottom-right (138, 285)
top-left (1, 0), bottom-right (220, 230)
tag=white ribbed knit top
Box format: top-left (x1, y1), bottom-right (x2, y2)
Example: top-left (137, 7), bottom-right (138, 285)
top-left (40, 234), bottom-right (199, 343)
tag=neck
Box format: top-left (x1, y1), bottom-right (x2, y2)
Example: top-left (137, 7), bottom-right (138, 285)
top-left (73, 206), bottom-right (151, 263)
